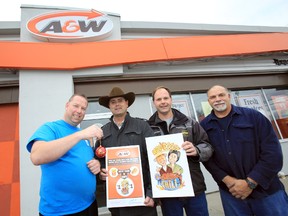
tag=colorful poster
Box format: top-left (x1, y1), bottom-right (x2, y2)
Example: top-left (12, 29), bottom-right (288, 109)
top-left (271, 95), bottom-right (288, 119)
top-left (145, 133), bottom-right (194, 198)
top-left (106, 146), bottom-right (145, 208)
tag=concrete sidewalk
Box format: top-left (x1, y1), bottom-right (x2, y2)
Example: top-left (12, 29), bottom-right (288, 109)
top-left (99, 176), bottom-right (288, 216)
top-left (206, 176), bottom-right (288, 216)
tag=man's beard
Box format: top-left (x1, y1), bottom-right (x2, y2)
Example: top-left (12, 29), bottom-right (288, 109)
top-left (213, 103), bottom-right (227, 112)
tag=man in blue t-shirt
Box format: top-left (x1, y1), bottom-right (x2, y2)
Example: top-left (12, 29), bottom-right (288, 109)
top-left (27, 94), bottom-right (103, 216)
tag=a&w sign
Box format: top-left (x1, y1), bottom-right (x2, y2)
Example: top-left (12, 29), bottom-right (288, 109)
top-left (27, 9), bottom-right (114, 42)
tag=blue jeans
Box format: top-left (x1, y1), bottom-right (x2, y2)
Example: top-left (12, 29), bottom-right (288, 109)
top-left (160, 192), bottom-right (209, 216)
top-left (219, 188), bottom-right (288, 216)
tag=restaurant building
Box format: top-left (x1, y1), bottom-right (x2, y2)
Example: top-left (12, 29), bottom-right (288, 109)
top-left (0, 4), bottom-right (287, 216)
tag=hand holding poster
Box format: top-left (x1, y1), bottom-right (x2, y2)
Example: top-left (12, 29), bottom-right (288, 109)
top-left (106, 145), bottom-right (145, 208)
top-left (145, 133), bottom-right (194, 198)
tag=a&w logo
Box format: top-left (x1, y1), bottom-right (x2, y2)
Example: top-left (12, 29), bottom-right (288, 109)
top-left (27, 9), bottom-right (114, 42)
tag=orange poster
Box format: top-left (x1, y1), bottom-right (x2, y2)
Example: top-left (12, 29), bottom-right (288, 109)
top-left (106, 145), bottom-right (145, 208)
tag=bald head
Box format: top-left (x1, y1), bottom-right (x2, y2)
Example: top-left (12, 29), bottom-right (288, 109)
top-left (207, 85), bottom-right (229, 95)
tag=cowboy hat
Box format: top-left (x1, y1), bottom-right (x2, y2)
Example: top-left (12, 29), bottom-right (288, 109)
top-left (99, 87), bottom-right (135, 108)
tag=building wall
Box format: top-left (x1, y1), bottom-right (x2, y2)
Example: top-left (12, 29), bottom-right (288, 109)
top-left (0, 104), bottom-right (20, 216)
top-left (0, 4), bottom-right (286, 216)
top-left (18, 5), bottom-right (123, 216)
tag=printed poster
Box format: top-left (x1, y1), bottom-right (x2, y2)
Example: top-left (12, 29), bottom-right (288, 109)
top-left (201, 101), bottom-right (212, 117)
top-left (237, 94), bottom-right (269, 119)
top-left (271, 95), bottom-right (288, 119)
top-left (172, 100), bottom-right (191, 117)
top-left (106, 145), bottom-right (145, 208)
top-left (145, 133), bottom-right (194, 198)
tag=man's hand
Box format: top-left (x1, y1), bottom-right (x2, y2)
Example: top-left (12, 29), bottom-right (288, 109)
top-left (99, 168), bottom-right (108, 181)
top-left (144, 196), bottom-right (155, 207)
top-left (229, 179), bottom-right (253, 199)
top-left (223, 176), bottom-right (253, 200)
top-left (87, 159), bottom-right (101, 175)
top-left (222, 175), bottom-right (237, 189)
top-left (79, 124), bottom-right (103, 140)
top-left (182, 141), bottom-right (198, 156)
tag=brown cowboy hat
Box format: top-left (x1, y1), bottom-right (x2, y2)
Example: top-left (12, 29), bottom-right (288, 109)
top-left (99, 87), bottom-right (135, 108)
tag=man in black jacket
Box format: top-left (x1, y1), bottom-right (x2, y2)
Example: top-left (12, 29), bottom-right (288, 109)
top-left (95, 87), bottom-right (157, 216)
top-left (147, 86), bottom-right (213, 216)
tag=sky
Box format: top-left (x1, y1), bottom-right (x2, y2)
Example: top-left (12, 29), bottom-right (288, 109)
top-left (1, 0), bottom-right (288, 27)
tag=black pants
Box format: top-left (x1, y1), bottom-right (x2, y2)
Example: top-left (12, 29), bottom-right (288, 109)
top-left (39, 199), bottom-right (98, 216)
top-left (110, 206), bottom-right (158, 216)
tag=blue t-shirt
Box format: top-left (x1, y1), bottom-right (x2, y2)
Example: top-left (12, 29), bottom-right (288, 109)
top-left (27, 120), bottom-right (96, 215)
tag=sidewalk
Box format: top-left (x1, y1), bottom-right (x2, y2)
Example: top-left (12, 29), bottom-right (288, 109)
top-left (207, 176), bottom-right (288, 216)
top-left (99, 176), bottom-right (288, 216)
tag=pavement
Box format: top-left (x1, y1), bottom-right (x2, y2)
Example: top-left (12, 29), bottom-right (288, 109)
top-left (99, 176), bottom-right (288, 216)
top-left (206, 176), bottom-right (288, 216)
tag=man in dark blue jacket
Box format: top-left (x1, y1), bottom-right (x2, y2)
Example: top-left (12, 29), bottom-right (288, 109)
top-left (200, 85), bottom-right (288, 215)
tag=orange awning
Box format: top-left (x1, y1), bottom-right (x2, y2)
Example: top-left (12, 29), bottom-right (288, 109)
top-left (1, 32), bottom-right (288, 70)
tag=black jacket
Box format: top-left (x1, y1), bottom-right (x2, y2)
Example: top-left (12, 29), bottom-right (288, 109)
top-left (95, 113), bottom-right (157, 216)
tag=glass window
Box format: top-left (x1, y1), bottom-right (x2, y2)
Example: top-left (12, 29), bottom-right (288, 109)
top-left (80, 118), bottom-right (109, 129)
top-left (190, 93), bottom-right (210, 122)
top-left (80, 100), bottom-right (111, 129)
top-left (263, 88), bottom-right (288, 139)
top-left (86, 101), bottom-right (110, 114)
top-left (191, 88), bottom-right (288, 140)
top-left (171, 94), bottom-right (195, 119)
top-left (232, 89), bottom-right (272, 121)
top-left (151, 94), bottom-right (195, 119)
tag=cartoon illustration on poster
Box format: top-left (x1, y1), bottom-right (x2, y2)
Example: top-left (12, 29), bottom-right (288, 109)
top-left (106, 145), bottom-right (145, 208)
top-left (145, 133), bottom-right (194, 198)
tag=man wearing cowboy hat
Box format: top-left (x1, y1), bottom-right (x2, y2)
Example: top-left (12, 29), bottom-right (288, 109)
top-left (95, 87), bottom-right (158, 216)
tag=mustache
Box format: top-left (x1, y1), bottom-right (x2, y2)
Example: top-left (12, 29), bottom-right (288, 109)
top-left (213, 101), bottom-right (225, 105)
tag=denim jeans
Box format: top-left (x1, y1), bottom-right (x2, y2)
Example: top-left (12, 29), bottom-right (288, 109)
top-left (219, 188), bottom-right (288, 216)
top-left (160, 192), bottom-right (209, 216)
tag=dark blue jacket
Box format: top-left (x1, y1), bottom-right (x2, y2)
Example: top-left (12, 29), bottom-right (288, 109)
top-left (200, 105), bottom-right (285, 199)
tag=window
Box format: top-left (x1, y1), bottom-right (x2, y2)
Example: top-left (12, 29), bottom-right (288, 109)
top-left (263, 88), bottom-right (288, 139)
top-left (151, 88), bottom-right (288, 140)
top-left (191, 88), bottom-right (288, 140)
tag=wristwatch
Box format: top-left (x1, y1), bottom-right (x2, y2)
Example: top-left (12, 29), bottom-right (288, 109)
top-left (245, 179), bottom-right (257, 189)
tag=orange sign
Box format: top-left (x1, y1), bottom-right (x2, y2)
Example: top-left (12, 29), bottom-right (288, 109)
top-left (106, 145), bottom-right (145, 208)
top-left (26, 9), bottom-right (113, 42)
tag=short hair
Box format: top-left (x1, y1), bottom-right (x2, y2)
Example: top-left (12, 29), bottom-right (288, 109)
top-left (68, 93), bottom-right (88, 102)
top-left (207, 85), bottom-right (230, 95)
top-left (152, 86), bottom-right (172, 101)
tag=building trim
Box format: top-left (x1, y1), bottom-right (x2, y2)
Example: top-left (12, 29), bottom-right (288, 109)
top-left (1, 32), bottom-right (288, 70)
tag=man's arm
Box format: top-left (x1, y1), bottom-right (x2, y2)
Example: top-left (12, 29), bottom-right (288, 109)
top-left (191, 120), bottom-right (213, 162)
top-left (30, 124), bottom-right (103, 165)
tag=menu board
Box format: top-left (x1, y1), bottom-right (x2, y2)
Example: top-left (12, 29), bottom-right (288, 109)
top-left (106, 145), bottom-right (145, 208)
